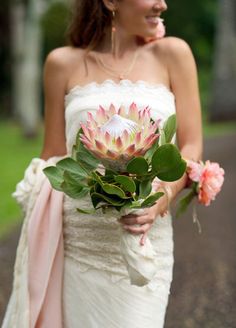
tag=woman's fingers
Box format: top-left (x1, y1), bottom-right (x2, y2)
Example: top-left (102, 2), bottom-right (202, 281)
top-left (140, 232), bottom-right (148, 246)
top-left (121, 216), bottom-right (152, 225)
top-left (123, 223), bottom-right (151, 234)
top-left (118, 208), bottom-right (158, 245)
top-left (119, 212), bottom-right (154, 225)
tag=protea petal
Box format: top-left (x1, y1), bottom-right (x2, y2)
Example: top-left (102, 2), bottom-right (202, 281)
top-left (118, 105), bottom-right (126, 117)
top-left (125, 144), bottom-right (136, 156)
top-left (106, 149), bottom-right (119, 159)
top-left (104, 131), bottom-right (112, 146)
top-left (115, 136), bottom-right (123, 150)
top-left (96, 106), bottom-right (108, 124)
top-left (143, 108), bottom-right (152, 127)
top-left (95, 139), bottom-right (106, 153)
top-left (143, 134), bottom-right (159, 150)
top-left (143, 133), bottom-right (157, 145)
top-left (87, 127), bottom-right (96, 141)
top-left (129, 102), bottom-right (139, 122)
top-left (121, 129), bottom-right (131, 148)
top-left (108, 103), bottom-right (117, 116)
top-left (132, 148), bottom-right (146, 156)
top-left (148, 121), bottom-right (159, 134)
top-left (134, 131), bottom-right (142, 146)
top-left (80, 138), bottom-right (94, 151)
top-left (87, 112), bottom-right (97, 129)
top-left (80, 123), bottom-right (91, 139)
top-left (87, 112), bottom-right (94, 122)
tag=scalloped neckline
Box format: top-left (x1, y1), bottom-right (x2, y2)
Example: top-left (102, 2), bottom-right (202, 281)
top-left (65, 79), bottom-right (175, 99)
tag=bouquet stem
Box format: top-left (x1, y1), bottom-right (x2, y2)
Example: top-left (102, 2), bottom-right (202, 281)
top-left (118, 208), bottom-right (158, 286)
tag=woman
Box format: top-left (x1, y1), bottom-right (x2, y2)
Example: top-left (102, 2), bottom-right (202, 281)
top-left (2, 0), bottom-right (202, 327)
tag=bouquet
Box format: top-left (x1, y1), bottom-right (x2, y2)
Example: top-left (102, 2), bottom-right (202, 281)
top-left (44, 103), bottom-right (186, 286)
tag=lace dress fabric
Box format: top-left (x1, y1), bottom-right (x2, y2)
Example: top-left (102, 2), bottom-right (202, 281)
top-left (62, 79), bottom-right (176, 328)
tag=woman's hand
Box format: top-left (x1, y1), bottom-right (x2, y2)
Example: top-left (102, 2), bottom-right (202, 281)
top-left (118, 192), bottom-right (169, 246)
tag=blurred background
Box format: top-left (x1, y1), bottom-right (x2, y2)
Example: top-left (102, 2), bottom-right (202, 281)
top-left (0, 0), bottom-right (236, 327)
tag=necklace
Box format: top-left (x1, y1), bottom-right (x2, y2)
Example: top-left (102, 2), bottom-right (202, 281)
top-left (94, 49), bottom-right (139, 81)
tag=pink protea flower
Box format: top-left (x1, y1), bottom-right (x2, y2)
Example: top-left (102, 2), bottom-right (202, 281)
top-left (187, 160), bottom-right (225, 206)
top-left (143, 17), bottom-right (166, 43)
top-left (80, 103), bottom-right (160, 170)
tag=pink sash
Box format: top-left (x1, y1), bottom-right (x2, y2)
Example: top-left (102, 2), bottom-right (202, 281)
top-left (27, 178), bottom-right (64, 327)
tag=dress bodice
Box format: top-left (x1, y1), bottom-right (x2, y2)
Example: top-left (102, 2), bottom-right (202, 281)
top-left (64, 79), bottom-right (176, 154)
top-left (63, 79), bottom-right (175, 289)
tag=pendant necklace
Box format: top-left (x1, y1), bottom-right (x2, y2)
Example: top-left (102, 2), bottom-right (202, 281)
top-left (94, 49), bottom-right (139, 81)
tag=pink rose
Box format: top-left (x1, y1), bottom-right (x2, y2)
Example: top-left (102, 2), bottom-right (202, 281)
top-left (187, 160), bottom-right (225, 206)
top-left (198, 161), bottom-right (225, 206)
top-left (177, 159), bottom-right (225, 218)
top-left (144, 18), bottom-right (166, 43)
top-left (187, 160), bottom-right (204, 182)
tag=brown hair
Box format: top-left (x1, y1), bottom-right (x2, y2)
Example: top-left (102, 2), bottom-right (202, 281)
top-left (67, 0), bottom-right (112, 50)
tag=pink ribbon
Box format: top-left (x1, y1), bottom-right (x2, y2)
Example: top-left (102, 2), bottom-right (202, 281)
top-left (27, 178), bottom-right (64, 328)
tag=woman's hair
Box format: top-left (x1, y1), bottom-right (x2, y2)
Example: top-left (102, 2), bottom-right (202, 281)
top-left (67, 0), bottom-right (112, 50)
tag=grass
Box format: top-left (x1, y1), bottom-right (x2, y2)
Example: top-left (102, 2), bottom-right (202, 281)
top-left (0, 120), bottom-right (43, 238)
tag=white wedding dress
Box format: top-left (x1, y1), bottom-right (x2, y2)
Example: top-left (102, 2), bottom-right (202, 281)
top-left (62, 79), bottom-right (176, 328)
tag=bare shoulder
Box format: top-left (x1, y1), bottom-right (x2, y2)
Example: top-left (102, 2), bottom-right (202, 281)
top-left (44, 46), bottom-right (83, 72)
top-left (43, 46), bottom-right (85, 93)
top-left (151, 36), bottom-right (194, 64)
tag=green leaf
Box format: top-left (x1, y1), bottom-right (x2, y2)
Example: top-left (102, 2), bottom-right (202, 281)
top-left (43, 166), bottom-right (64, 191)
top-left (77, 207), bottom-right (96, 214)
top-left (144, 140), bottom-right (160, 163)
top-left (139, 180), bottom-right (152, 199)
top-left (102, 183), bottom-right (128, 199)
top-left (91, 171), bottom-right (104, 186)
top-left (134, 179), bottom-right (140, 197)
top-left (63, 171), bottom-right (87, 188)
top-left (176, 190), bottom-right (195, 217)
top-left (105, 168), bottom-right (118, 176)
top-left (75, 133), bottom-right (99, 171)
top-left (163, 114), bottom-right (176, 143)
top-left (71, 145), bottom-right (77, 161)
top-left (61, 171), bottom-right (89, 198)
top-left (126, 157), bottom-right (149, 175)
top-left (141, 192), bottom-right (164, 207)
top-left (91, 192), bottom-right (125, 208)
top-left (75, 127), bottom-right (83, 148)
top-left (114, 175), bottom-right (136, 193)
top-left (152, 144), bottom-right (180, 172)
top-left (100, 174), bottom-right (114, 183)
top-left (56, 158), bottom-right (88, 178)
top-left (156, 159), bottom-right (186, 182)
top-left (152, 144), bottom-right (187, 181)
top-left (159, 129), bottom-right (166, 146)
top-left (61, 181), bottom-right (89, 199)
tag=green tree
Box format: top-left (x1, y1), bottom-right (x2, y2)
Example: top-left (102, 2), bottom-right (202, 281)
top-left (40, 2), bottom-right (70, 61)
top-left (164, 0), bottom-right (217, 67)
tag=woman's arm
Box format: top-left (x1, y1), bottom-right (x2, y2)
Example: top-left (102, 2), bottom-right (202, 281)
top-left (151, 37), bottom-right (203, 213)
top-left (161, 37), bottom-right (203, 201)
top-left (120, 38), bottom-right (203, 243)
top-left (40, 48), bottom-right (69, 160)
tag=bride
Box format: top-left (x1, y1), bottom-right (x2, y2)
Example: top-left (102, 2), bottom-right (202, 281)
top-left (2, 0), bottom-right (202, 327)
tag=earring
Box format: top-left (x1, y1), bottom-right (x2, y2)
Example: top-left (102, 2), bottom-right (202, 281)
top-left (111, 10), bottom-right (116, 55)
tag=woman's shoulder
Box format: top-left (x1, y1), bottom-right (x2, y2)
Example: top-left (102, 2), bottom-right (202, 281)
top-left (44, 46), bottom-right (84, 72)
top-left (152, 36), bottom-right (194, 61)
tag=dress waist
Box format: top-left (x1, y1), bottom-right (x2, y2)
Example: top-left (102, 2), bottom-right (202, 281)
top-left (63, 195), bottom-right (174, 283)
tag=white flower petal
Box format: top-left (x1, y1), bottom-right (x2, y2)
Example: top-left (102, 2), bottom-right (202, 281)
top-left (100, 114), bottom-right (138, 138)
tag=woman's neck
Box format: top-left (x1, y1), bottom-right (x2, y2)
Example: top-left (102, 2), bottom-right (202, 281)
top-left (95, 26), bottom-right (142, 59)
